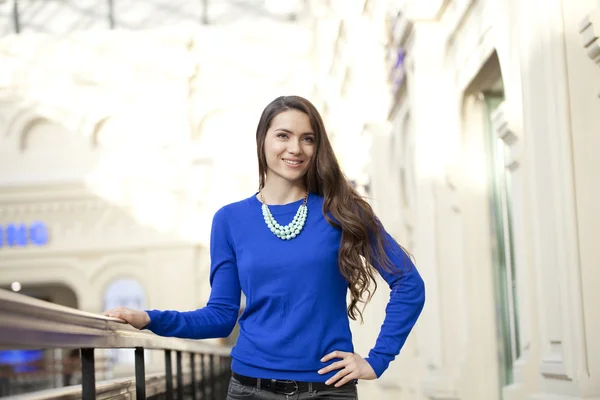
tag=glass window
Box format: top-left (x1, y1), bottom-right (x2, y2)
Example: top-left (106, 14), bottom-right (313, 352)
top-left (103, 279), bottom-right (146, 365)
top-left (484, 91), bottom-right (520, 390)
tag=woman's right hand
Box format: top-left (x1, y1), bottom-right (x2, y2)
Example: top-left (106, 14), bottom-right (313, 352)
top-left (103, 307), bottom-right (150, 330)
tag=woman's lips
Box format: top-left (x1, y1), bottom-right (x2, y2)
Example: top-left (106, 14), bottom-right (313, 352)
top-left (282, 158), bottom-right (304, 168)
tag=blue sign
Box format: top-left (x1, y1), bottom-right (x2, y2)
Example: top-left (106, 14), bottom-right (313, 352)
top-left (0, 222), bottom-right (49, 248)
top-left (0, 349), bottom-right (44, 372)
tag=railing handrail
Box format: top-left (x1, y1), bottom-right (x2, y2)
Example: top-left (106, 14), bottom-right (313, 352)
top-left (0, 288), bottom-right (230, 356)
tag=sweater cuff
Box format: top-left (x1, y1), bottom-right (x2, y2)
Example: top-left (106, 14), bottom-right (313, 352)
top-left (364, 356), bottom-right (389, 378)
top-left (144, 310), bottom-right (161, 331)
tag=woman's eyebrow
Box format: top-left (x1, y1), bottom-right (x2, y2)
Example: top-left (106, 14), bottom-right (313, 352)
top-left (274, 128), bottom-right (315, 135)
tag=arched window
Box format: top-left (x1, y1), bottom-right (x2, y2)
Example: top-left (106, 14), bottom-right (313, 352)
top-left (103, 279), bottom-right (145, 311)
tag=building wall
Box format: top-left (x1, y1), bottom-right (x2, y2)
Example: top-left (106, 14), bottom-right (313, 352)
top-left (0, 0), bottom-right (318, 354)
top-left (374, 0), bottom-right (600, 399)
top-left (565, 2), bottom-right (600, 398)
top-left (8, 0), bottom-right (599, 398)
top-left (0, 0), bottom-right (403, 384)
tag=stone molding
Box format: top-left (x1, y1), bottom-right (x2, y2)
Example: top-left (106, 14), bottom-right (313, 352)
top-left (0, 189), bottom-right (194, 255)
top-left (579, 9), bottom-right (600, 67)
top-left (491, 102), bottom-right (521, 171)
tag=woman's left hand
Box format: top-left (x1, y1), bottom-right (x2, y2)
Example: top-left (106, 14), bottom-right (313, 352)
top-left (318, 351), bottom-right (377, 387)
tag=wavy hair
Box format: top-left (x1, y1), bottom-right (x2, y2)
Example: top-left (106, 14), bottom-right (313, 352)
top-left (256, 95), bottom-right (411, 322)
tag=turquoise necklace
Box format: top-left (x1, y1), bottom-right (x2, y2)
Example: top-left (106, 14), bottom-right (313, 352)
top-left (259, 190), bottom-right (309, 240)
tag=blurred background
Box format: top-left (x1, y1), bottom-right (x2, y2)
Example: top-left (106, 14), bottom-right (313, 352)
top-left (0, 0), bottom-right (599, 399)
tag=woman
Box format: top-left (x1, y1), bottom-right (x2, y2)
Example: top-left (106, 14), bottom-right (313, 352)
top-left (104, 95), bottom-right (425, 399)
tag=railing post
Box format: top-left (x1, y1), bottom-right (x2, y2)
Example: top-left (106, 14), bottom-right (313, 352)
top-left (201, 0), bottom-right (209, 24)
top-left (107, 0), bottom-right (115, 28)
top-left (190, 353), bottom-right (197, 400)
top-left (199, 353), bottom-right (207, 398)
top-left (176, 351), bottom-right (183, 400)
top-left (209, 354), bottom-right (215, 398)
top-left (12, 0), bottom-right (20, 33)
top-left (165, 349), bottom-right (173, 400)
top-left (81, 348), bottom-right (96, 400)
top-left (135, 347), bottom-right (146, 400)
top-left (221, 356), bottom-right (231, 398)
top-left (217, 356), bottom-right (222, 398)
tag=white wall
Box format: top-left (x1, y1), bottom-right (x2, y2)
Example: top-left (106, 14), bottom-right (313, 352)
top-left (0, 1), bottom-right (320, 319)
top-left (374, 0), bottom-right (600, 399)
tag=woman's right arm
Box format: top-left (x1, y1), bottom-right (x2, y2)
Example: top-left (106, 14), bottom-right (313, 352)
top-left (105, 207), bottom-right (241, 339)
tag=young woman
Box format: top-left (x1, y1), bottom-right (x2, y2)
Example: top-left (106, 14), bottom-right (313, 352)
top-left (104, 95), bottom-right (425, 399)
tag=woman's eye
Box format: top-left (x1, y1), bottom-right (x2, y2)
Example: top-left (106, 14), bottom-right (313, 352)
top-left (276, 133), bottom-right (288, 139)
top-left (303, 136), bottom-right (315, 143)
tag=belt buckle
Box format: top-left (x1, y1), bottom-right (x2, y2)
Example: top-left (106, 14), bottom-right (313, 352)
top-left (276, 380), bottom-right (299, 395)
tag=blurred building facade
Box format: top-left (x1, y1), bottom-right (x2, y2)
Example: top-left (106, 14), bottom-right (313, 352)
top-left (0, 0), bottom-right (319, 317)
top-left (2, 0), bottom-right (599, 399)
top-left (365, 0), bottom-right (600, 399)
top-left (0, 0), bottom-right (396, 391)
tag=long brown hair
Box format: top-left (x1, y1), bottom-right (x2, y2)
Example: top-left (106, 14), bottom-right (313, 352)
top-left (256, 95), bottom-right (411, 322)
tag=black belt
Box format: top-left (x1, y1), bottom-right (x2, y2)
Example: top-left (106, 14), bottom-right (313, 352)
top-left (232, 372), bottom-right (355, 395)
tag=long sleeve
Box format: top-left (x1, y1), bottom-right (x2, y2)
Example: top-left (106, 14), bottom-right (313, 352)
top-left (364, 230), bottom-right (425, 378)
top-left (144, 207), bottom-right (241, 339)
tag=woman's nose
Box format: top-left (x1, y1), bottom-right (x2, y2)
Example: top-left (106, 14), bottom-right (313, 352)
top-left (287, 139), bottom-right (302, 154)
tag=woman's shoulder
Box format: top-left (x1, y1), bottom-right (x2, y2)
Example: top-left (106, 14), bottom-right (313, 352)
top-left (216, 192), bottom-right (324, 220)
top-left (214, 193), bottom-right (259, 218)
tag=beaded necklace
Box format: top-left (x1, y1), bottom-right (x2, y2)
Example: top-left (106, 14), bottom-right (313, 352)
top-left (259, 190), bottom-right (309, 240)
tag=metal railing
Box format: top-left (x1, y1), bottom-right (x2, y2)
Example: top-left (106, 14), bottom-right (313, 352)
top-left (6, 0), bottom-right (308, 34)
top-left (8, 0), bottom-right (215, 34)
top-left (0, 289), bottom-right (232, 399)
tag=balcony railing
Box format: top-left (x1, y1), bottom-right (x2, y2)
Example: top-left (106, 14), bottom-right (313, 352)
top-left (0, 289), bottom-right (232, 399)
top-left (8, 0), bottom-right (210, 33)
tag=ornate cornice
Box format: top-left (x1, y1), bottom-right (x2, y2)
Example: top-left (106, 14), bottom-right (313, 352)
top-left (579, 9), bottom-right (600, 67)
top-left (0, 194), bottom-right (196, 253)
top-left (0, 198), bottom-right (104, 216)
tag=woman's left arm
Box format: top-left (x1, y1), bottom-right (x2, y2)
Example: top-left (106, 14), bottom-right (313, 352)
top-left (319, 229), bottom-right (425, 385)
top-left (363, 230), bottom-right (426, 377)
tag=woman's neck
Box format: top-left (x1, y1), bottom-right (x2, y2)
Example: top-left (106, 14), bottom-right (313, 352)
top-left (260, 176), bottom-right (307, 205)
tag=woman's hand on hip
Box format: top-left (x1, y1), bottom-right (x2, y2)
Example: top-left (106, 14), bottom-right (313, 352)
top-left (103, 307), bottom-right (150, 330)
top-left (318, 351), bottom-right (377, 387)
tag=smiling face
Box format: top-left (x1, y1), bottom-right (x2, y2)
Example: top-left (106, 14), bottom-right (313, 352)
top-left (263, 109), bottom-right (316, 186)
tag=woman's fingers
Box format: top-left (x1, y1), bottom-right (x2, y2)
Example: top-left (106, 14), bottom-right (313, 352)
top-left (318, 351), bottom-right (377, 385)
top-left (102, 307), bottom-right (149, 330)
top-left (317, 359), bottom-right (347, 375)
top-left (107, 311), bottom-right (127, 320)
top-left (325, 368), bottom-right (355, 387)
top-left (103, 307), bottom-right (127, 319)
top-left (103, 306), bottom-right (126, 317)
top-left (331, 370), bottom-right (359, 387)
top-left (320, 350), bottom-right (352, 363)
top-left (103, 307), bottom-right (135, 323)
top-left (319, 351), bottom-right (356, 386)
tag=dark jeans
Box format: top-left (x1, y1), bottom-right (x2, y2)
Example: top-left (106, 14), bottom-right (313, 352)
top-left (226, 376), bottom-right (358, 400)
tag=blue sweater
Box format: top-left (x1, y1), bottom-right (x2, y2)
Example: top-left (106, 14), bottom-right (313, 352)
top-left (146, 193), bottom-right (425, 381)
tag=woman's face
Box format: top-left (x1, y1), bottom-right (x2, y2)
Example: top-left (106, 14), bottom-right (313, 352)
top-left (264, 109), bottom-right (316, 185)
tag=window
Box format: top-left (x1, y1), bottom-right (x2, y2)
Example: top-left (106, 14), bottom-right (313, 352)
top-left (103, 279), bottom-right (146, 365)
top-left (484, 90), bottom-right (520, 388)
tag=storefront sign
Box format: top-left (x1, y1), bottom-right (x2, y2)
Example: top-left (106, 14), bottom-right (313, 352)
top-left (0, 222), bottom-right (49, 248)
